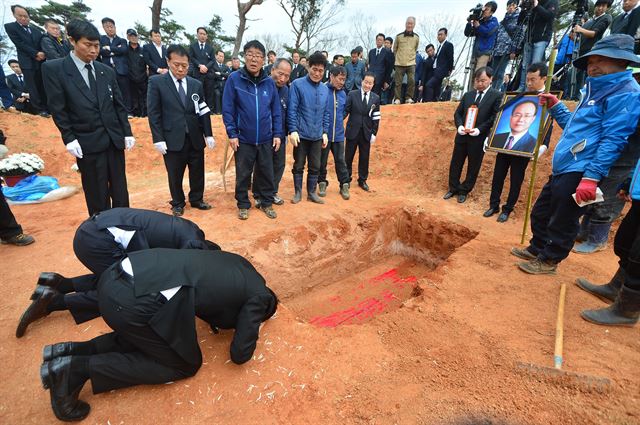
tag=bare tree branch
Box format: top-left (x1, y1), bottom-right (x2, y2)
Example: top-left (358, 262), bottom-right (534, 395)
top-left (233, 0), bottom-right (265, 57)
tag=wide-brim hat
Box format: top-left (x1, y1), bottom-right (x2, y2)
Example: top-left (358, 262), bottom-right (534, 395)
top-left (573, 34), bottom-right (640, 70)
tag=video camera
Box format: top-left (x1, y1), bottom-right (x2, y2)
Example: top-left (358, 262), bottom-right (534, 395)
top-left (467, 3), bottom-right (483, 22)
top-left (571, 0), bottom-right (589, 25)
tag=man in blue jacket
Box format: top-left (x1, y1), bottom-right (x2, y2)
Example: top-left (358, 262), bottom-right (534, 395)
top-left (254, 58), bottom-right (291, 208)
top-left (465, 2), bottom-right (500, 78)
top-left (288, 51), bottom-right (330, 204)
top-left (513, 35), bottom-right (640, 275)
top-left (99, 18), bottom-right (130, 115)
top-left (318, 66), bottom-right (350, 200)
top-left (222, 40), bottom-right (282, 220)
top-left (576, 158), bottom-right (640, 326)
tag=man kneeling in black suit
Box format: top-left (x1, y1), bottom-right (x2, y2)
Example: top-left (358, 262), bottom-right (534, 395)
top-left (39, 248), bottom-right (278, 422)
top-left (16, 207), bottom-right (219, 337)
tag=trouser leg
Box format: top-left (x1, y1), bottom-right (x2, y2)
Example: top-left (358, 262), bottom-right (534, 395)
top-left (538, 172), bottom-right (584, 263)
top-left (394, 66), bottom-right (405, 101)
top-left (503, 156), bottom-right (530, 213)
top-left (406, 65), bottom-right (416, 101)
top-left (459, 137), bottom-right (485, 194)
top-left (357, 132), bottom-right (370, 183)
top-left (235, 143), bottom-right (258, 209)
top-left (0, 190), bottom-right (22, 239)
top-left (116, 74), bottom-right (131, 114)
top-left (162, 138), bottom-right (189, 208)
top-left (528, 175), bottom-right (553, 256)
top-left (332, 142), bottom-right (350, 184)
top-left (345, 138), bottom-right (358, 183)
top-left (448, 139), bottom-right (468, 193)
top-left (106, 144), bottom-right (129, 209)
top-left (272, 142), bottom-right (286, 194)
top-left (255, 143), bottom-right (275, 207)
top-left (77, 150), bottom-right (111, 216)
top-left (489, 153), bottom-right (510, 210)
top-left (318, 143), bottom-right (331, 184)
top-left (185, 142), bottom-right (205, 204)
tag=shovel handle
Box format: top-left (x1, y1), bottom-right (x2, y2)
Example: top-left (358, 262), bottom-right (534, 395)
top-left (554, 282), bottom-right (567, 370)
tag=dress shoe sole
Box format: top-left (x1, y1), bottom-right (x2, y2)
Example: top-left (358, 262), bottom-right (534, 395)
top-left (40, 362), bottom-right (91, 421)
top-left (16, 286), bottom-right (53, 338)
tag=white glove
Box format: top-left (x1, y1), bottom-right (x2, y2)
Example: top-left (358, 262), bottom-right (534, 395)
top-left (537, 145), bottom-right (548, 159)
top-left (125, 136), bottom-right (136, 150)
top-left (66, 140), bottom-right (83, 159)
top-left (370, 134), bottom-right (377, 144)
top-left (469, 128), bottom-right (480, 137)
top-left (154, 141), bottom-right (168, 155)
top-left (482, 137), bottom-right (488, 152)
top-left (457, 125), bottom-right (466, 136)
top-left (289, 131), bottom-right (300, 147)
top-left (205, 136), bottom-right (216, 149)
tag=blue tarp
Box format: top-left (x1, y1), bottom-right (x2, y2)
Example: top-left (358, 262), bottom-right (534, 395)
top-left (2, 175), bottom-right (60, 201)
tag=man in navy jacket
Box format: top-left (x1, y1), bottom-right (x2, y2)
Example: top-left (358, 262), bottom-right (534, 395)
top-left (367, 33), bottom-right (393, 96)
top-left (288, 51), bottom-right (330, 204)
top-left (99, 18), bottom-right (130, 114)
top-left (222, 40), bottom-right (282, 220)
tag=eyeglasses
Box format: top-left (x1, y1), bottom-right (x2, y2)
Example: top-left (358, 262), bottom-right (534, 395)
top-left (512, 113), bottom-right (535, 119)
top-left (245, 53), bottom-right (264, 61)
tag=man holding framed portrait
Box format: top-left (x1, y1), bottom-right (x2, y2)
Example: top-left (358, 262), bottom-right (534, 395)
top-left (484, 62), bottom-right (555, 222)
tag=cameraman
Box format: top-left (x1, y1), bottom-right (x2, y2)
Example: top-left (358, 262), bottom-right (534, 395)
top-left (465, 2), bottom-right (500, 74)
top-left (491, 0), bottom-right (521, 90)
top-left (573, 0), bottom-right (613, 96)
top-left (517, 0), bottom-right (559, 91)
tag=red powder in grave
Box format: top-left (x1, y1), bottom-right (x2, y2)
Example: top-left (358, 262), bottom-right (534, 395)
top-left (309, 269), bottom-right (417, 328)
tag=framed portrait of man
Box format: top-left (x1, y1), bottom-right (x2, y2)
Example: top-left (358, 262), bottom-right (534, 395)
top-left (487, 92), bottom-right (561, 158)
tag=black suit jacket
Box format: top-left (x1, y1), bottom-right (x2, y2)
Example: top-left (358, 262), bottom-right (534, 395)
top-left (610, 8), bottom-right (640, 53)
top-left (345, 90), bottom-right (381, 141)
top-left (367, 47), bottom-right (393, 85)
top-left (42, 56), bottom-right (132, 154)
top-left (420, 56), bottom-right (435, 85)
top-left (147, 73), bottom-right (213, 151)
top-left (492, 132), bottom-right (537, 153)
top-left (40, 34), bottom-right (71, 60)
top-left (143, 43), bottom-right (168, 75)
top-left (91, 207), bottom-right (209, 250)
top-left (290, 63), bottom-right (308, 82)
top-left (434, 41), bottom-right (454, 78)
top-left (454, 88), bottom-right (502, 141)
top-left (188, 41), bottom-right (215, 79)
top-left (211, 61), bottom-right (230, 89)
top-left (99, 35), bottom-right (129, 76)
top-left (6, 74), bottom-right (27, 99)
top-left (126, 248), bottom-right (277, 365)
top-left (4, 22), bottom-right (44, 70)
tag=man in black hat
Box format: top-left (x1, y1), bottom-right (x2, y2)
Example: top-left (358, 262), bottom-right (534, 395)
top-left (38, 248), bottom-right (278, 422)
top-left (15, 207), bottom-right (220, 337)
top-left (126, 28), bottom-right (148, 117)
top-left (513, 34), bottom-right (640, 275)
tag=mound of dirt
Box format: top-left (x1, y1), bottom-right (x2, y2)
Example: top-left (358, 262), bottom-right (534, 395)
top-left (0, 103), bottom-right (637, 425)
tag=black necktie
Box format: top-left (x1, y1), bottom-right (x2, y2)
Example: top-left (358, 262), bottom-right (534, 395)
top-left (23, 25), bottom-right (31, 34)
top-left (363, 92), bottom-right (368, 106)
top-left (435, 44), bottom-right (441, 58)
top-left (376, 49), bottom-right (380, 56)
top-left (18, 75), bottom-right (23, 84)
top-left (475, 91), bottom-right (483, 105)
top-left (200, 44), bottom-right (204, 51)
top-left (177, 79), bottom-right (186, 107)
top-left (85, 64), bottom-right (97, 97)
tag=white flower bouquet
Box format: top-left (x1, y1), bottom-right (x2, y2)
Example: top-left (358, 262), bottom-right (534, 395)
top-left (0, 152), bottom-right (45, 177)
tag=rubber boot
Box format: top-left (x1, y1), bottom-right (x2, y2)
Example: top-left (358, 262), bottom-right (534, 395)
top-left (576, 267), bottom-right (625, 303)
top-left (291, 174), bottom-right (303, 204)
top-left (318, 181), bottom-right (327, 197)
top-left (307, 175), bottom-right (325, 204)
top-left (575, 215), bottom-right (591, 242)
top-left (573, 222), bottom-right (611, 254)
top-left (581, 284), bottom-right (640, 327)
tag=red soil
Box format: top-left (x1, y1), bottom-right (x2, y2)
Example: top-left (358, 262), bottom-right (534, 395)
top-left (0, 103), bottom-right (637, 425)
